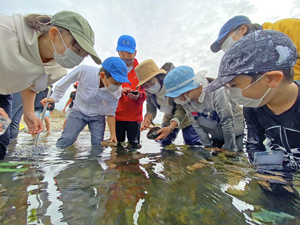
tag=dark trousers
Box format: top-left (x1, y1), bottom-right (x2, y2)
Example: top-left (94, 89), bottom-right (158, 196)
top-left (160, 124), bottom-right (201, 146)
top-left (0, 94), bottom-right (13, 159)
top-left (116, 121), bottom-right (141, 145)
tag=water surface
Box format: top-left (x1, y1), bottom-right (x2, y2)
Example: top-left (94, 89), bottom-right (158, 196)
top-left (0, 131), bottom-right (299, 224)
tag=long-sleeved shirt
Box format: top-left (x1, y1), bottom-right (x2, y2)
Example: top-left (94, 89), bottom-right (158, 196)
top-left (244, 80), bottom-right (300, 166)
top-left (51, 65), bottom-right (122, 117)
top-left (183, 86), bottom-right (244, 151)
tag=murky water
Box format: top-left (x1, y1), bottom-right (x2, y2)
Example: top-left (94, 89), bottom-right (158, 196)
top-left (0, 131), bottom-right (299, 225)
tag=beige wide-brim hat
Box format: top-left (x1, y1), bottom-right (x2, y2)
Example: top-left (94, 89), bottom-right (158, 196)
top-left (135, 59), bottom-right (167, 87)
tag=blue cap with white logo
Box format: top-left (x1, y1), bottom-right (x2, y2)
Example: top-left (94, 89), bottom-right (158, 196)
top-left (116, 35), bottom-right (136, 54)
top-left (102, 57), bottom-right (131, 84)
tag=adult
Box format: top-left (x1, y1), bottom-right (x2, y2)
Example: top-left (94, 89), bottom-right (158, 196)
top-left (0, 10), bottom-right (101, 158)
top-left (115, 35), bottom-right (146, 148)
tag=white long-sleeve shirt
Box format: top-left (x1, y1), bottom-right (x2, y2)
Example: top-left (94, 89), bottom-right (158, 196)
top-left (51, 65), bottom-right (122, 117)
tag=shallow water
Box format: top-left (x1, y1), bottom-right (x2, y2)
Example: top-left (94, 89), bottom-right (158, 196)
top-left (0, 131), bottom-right (300, 225)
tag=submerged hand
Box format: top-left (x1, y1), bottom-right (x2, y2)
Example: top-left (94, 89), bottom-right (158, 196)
top-left (23, 112), bottom-right (44, 134)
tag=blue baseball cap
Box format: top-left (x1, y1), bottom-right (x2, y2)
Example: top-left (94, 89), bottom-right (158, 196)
top-left (116, 35), bottom-right (136, 54)
top-left (102, 57), bottom-right (131, 84)
top-left (164, 66), bottom-right (200, 98)
top-left (204, 30), bottom-right (297, 93)
top-left (210, 15), bottom-right (251, 53)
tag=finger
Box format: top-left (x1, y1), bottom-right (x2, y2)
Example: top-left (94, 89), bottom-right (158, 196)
top-left (155, 133), bottom-right (165, 141)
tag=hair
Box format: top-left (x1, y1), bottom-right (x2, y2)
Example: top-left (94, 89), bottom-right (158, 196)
top-left (24, 14), bottom-right (69, 37)
top-left (206, 77), bottom-right (215, 83)
top-left (232, 23), bottom-right (261, 35)
top-left (249, 68), bottom-right (294, 84)
top-left (99, 67), bottom-right (112, 78)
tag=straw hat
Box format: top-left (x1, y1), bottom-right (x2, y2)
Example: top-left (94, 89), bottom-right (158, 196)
top-left (135, 59), bottom-right (166, 87)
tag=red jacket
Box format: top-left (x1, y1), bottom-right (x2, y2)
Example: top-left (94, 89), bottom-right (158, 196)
top-left (115, 59), bottom-right (146, 122)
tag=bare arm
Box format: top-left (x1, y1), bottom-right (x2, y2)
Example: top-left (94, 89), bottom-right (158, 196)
top-left (107, 115), bottom-right (117, 143)
top-left (21, 89), bottom-right (44, 134)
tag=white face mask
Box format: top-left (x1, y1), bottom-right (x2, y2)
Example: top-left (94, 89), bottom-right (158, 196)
top-left (221, 28), bottom-right (240, 53)
top-left (147, 81), bottom-right (161, 94)
top-left (174, 94), bottom-right (191, 105)
top-left (51, 30), bottom-right (84, 68)
top-left (229, 74), bottom-right (271, 108)
top-left (105, 77), bottom-right (120, 92)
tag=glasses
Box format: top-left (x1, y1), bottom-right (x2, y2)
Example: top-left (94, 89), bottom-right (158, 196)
top-left (141, 77), bottom-right (157, 89)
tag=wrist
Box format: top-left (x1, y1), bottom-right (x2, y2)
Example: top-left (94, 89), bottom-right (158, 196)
top-left (168, 125), bottom-right (174, 133)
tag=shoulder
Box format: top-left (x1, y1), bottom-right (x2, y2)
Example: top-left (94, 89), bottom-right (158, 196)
top-left (73, 65), bottom-right (99, 76)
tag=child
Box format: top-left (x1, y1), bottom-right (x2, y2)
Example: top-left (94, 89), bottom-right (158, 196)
top-left (41, 57), bottom-right (130, 148)
top-left (135, 59), bottom-right (201, 146)
top-left (115, 35), bottom-right (146, 147)
top-left (62, 82), bottom-right (78, 129)
top-left (205, 30), bottom-right (299, 171)
top-left (164, 66), bottom-right (244, 151)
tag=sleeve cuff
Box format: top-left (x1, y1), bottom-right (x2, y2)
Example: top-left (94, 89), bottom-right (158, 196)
top-left (171, 118), bottom-right (180, 128)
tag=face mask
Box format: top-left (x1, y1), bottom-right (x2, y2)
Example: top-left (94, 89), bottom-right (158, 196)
top-left (51, 30), bottom-right (84, 68)
top-left (105, 77), bottom-right (120, 92)
top-left (174, 94), bottom-right (191, 105)
top-left (122, 58), bottom-right (134, 67)
top-left (229, 74), bottom-right (271, 108)
top-left (221, 28), bottom-right (240, 53)
top-left (147, 81), bottom-right (161, 94)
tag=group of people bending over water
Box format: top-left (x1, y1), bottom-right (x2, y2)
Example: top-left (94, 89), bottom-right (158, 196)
top-left (0, 11), bottom-right (299, 172)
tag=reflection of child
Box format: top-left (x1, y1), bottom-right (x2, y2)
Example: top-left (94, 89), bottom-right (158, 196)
top-left (205, 30), bottom-right (300, 170)
top-left (164, 66), bottom-right (244, 151)
top-left (41, 57), bottom-right (130, 147)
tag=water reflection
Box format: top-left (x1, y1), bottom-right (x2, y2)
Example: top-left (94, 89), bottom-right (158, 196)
top-left (0, 131), bottom-right (299, 224)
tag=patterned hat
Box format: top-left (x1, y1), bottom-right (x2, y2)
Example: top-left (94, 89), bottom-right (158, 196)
top-left (204, 29), bottom-right (297, 93)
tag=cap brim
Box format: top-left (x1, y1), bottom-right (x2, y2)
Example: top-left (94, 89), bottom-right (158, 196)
top-left (166, 83), bottom-right (199, 98)
top-left (113, 75), bottom-right (131, 85)
top-left (116, 46), bottom-right (135, 54)
top-left (136, 69), bottom-right (166, 87)
top-left (210, 32), bottom-right (229, 53)
top-left (203, 75), bottom-right (236, 93)
top-left (71, 32), bottom-right (102, 65)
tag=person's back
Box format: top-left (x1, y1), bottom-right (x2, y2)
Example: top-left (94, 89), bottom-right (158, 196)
top-left (263, 18), bottom-right (300, 80)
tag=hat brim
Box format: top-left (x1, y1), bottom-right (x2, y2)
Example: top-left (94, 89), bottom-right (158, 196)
top-left (136, 69), bottom-right (167, 87)
top-left (204, 75), bottom-right (237, 93)
top-left (166, 83), bottom-right (199, 98)
top-left (210, 32), bottom-right (229, 53)
top-left (71, 31), bottom-right (102, 65)
top-left (116, 46), bottom-right (135, 54)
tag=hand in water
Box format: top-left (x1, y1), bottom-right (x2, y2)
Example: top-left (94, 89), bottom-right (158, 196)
top-left (23, 112), bottom-right (44, 134)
